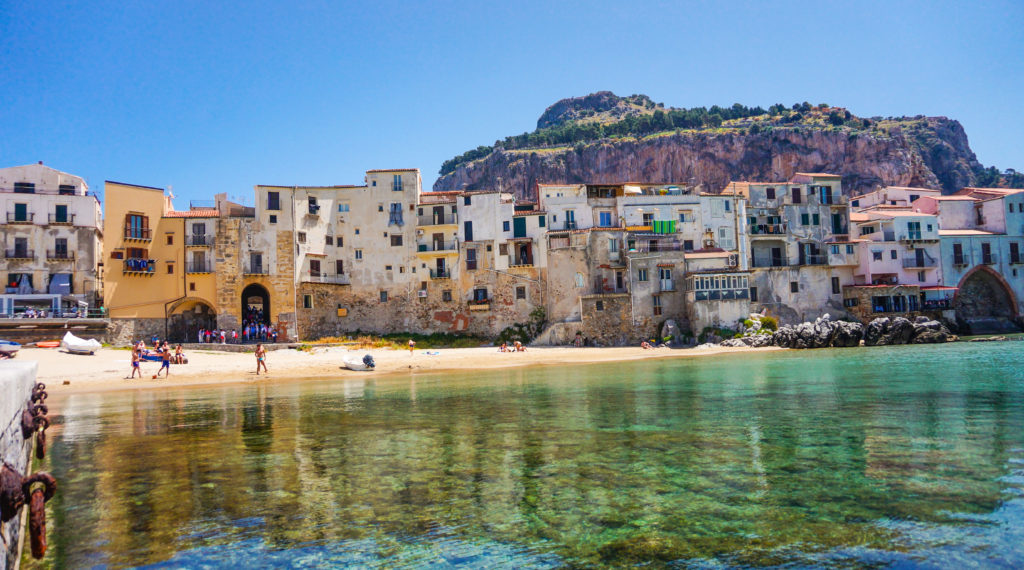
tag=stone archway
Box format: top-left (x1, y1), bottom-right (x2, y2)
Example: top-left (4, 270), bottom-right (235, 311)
top-left (167, 299), bottom-right (217, 342)
top-left (241, 283), bottom-right (271, 326)
top-left (954, 266), bottom-right (1020, 334)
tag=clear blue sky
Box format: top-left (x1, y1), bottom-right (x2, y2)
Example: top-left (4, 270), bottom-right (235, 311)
top-left (1, 0), bottom-right (1021, 205)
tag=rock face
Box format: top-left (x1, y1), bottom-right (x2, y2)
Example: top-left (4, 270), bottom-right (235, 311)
top-left (435, 93), bottom-right (990, 199)
top-left (719, 313), bottom-right (956, 349)
top-left (864, 317), bottom-right (955, 345)
top-left (770, 314), bottom-right (864, 349)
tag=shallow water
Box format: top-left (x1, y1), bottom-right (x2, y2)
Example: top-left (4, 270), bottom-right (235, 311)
top-left (27, 342), bottom-right (1024, 568)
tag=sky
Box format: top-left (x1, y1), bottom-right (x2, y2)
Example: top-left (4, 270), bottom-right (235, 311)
top-left (1, 0), bottom-right (1021, 206)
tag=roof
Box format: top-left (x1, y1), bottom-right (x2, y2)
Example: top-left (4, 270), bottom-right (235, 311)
top-left (256, 184), bottom-right (365, 190)
top-left (793, 172), bottom-right (842, 178)
top-left (165, 209), bottom-right (218, 218)
top-left (868, 210), bottom-right (936, 218)
top-left (365, 168), bottom-right (419, 173)
top-left (927, 195), bottom-right (978, 201)
top-left (850, 212), bottom-right (870, 222)
top-left (686, 251), bottom-right (731, 259)
top-left (105, 180), bottom-right (165, 192)
top-left (938, 229), bottom-right (998, 236)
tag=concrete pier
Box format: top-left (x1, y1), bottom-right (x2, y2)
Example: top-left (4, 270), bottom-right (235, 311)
top-left (0, 361), bottom-right (38, 570)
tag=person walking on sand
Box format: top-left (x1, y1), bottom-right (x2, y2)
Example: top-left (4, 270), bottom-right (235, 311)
top-left (408, 338), bottom-right (416, 355)
top-left (128, 346), bottom-right (142, 379)
top-left (156, 342), bottom-right (171, 378)
top-left (255, 343), bottom-right (268, 375)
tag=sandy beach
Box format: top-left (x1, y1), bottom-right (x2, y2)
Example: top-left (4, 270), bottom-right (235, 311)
top-left (19, 343), bottom-right (783, 395)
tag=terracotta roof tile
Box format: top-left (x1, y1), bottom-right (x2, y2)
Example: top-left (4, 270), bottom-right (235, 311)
top-left (165, 209), bottom-right (218, 218)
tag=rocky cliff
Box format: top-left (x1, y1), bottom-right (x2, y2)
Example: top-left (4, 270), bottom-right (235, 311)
top-left (434, 93), bottom-right (1008, 199)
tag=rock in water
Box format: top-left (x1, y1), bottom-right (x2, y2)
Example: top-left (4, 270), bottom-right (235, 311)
top-left (832, 321), bottom-right (865, 347)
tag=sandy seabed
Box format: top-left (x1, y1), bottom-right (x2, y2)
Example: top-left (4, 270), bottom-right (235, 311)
top-left (19, 343), bottom-right (783, 395)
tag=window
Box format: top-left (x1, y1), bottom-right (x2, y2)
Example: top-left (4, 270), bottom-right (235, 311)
top-left (125, 213), bottom-right (148, 237)
top-left (336, 260), bottom-right (344, 274)
top-left (609, 238), bottom-right (619, 253)
top-left (380, 290), bottom-right (388, 302)
top-left (355, 249), bottom-right (363, 260)
top-left (791, 187), bottom-right (802, 204)
top-left (486, 244), bottom-right (492, 252)
top-left (538, 215), bottom-right (546, 228)
top-left (473, 288), bottom-right (488, 302)
top-left (830, 244), bottom-right (839, 254)
top-left (303, 295), bottom-right (312, 309)
top-left (750, 286), bottom-right (758, 302)
top-left (953, 243), bottom-right (964, 264)
top-left (638, 268), bottom-right (648, 281)
top-left (910, 194), bottom-right (919, 203)
top-left (812, 213), bottom-right (820, 225)
top-left (466, 248), bottom-right (477, 270)
top-left (595, 300), bottom-right (604, 311)
top-left (54, 204), bottom-right (68, 223)
top-left (1011, 242), bottom-right (1020, 264)
top-left (766, 187), bottom-right (775, 200)
top-left (861, 226), bottom-right (875, 235)
top-left (464, 196), bottom-right (471, 206)
top-left (599, 211), bottom-right (613, 227)
top-left (388, 202), bottom-right (404, 226)
top-left (516, 286), bottom-right (526, 300)
top-left (464, 221), bottom-right (474, 241)
top-left (249, 253), bottom-right (263, 273)
top-left (324, 235), bottom-right (332, 246)
top-left (189, 282), bottom-right (196, 291)
top-left (499, 243), bottom-right (508, 256)
top-left (852, 199), bottom-right (860, 207)
top-left (267, 191), bottom-right (280, 210)
top-left (801, 213), bottom-right (810, 225)
top-left (503, 221), bottom-right (510, 232)
top-left (297, 232), bottom-right (306, 243)
top-left (392, 174), bottom-right (403, 191)
top-left (167, 234), bottom-right (174, 245)
top-left (54, 238), bottom-right (68, 256)
top-left (13, 182), bottom-right (35, 194)
top-left (846, 244), bottom-right (854, 254)
top-left (378, 205), bottom-right (384, 212)
top-left (308, 196), bottom-right (319, 215)
top-left (111, 251), bottom-right (124, 259)
top-left (918, 270), bottom-right (926, 282)
top-left (653, 295), bottom-right (662, 316)
top-left (678, 211), bottom-right (693, 223)
top-left (269, 215), bottom-right (277, 224)
top-left (390, 235), bottom-right (403, 246)
top-left (642, 213), bottom-right (654, 225)
top-left (890, 250), bottom-right (897, 260)
top-left (355, 228), bottom-right (360, 235)
top-left (790, 281), bottom-right (799, 293)
top-left (872, 250), bottom-right (882, 261)
top-left (831, 277), bottom-right (840, 295)
top-left (58, 184), bottom-right (75, 195)
top-left (338, 203), bottom-right (350, 212)
top-left (385, 265), bottom-right (393, 271)
top-left (724, 200), bottom-right (731, 212)
top-left (435, 289), bottom-right (448, 302)
top-left (167, 263), bottom-right (174, 274)
top-left (309, 259), bottom-right (320, 277)
top-left (683, 240), bottom-right (694, 251)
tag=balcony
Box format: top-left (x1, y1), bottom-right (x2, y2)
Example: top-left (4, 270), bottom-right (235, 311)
top-left (898, 233), bottom-right (939, 244)
top-left (4, 249), bottom-right (34, 260)
top-left (124, 227), bottom-right (152, 241)
top-left (798, 255), bottom-right (828, 266)
top-left (902, 257), bottom-right (938, 269)
top-left (560, 220), bottom-right (579, 231)
top-left (659, 279), bottom-right (676, 292)
top-left (630, 241), bottom-right (685, 253)
top-left (417, 240), bottom-right (458, 253)
top-left (47, 250), bottom-right (75, 261)
top-left (429, 268), bottom-right (451, 279)
top-left (123, 259), bottom-right (155, 274)
top-left (48, 213), bottom-right (75, 225)
top-left (982, 253), bottom-right (998, 265)
top-left (6, 212), bottom-right (34, 224)
top-left (392, 183), bottom-right (404, 192)
top-left (186, 262), bottom-right (212, 273)
top-left (244, 265), bottom-right (269, 275)
top-left (748, 223), bottom-right (787, 236)
top-left (302, 273), bottom-right (350, 285)
top-left (508, 256), bottom-right (535, 268)
top-left (1, 186), bottom-right (90, 197)
top-left (417, 213), bottom-right (458, 227)
top-left (468, 299), bottom-right (490, 311)
top-left (751, 255), bottom-right (789, 268)
top-left (186, 235), bottom-right (214, 246)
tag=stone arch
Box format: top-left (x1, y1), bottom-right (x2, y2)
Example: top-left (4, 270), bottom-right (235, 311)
top-left (241, 283), bottom-right (271, 326)
top-left (954, 265), bottom-right (1019, 333)
top-left (167, 298), bottom-right (217, 342)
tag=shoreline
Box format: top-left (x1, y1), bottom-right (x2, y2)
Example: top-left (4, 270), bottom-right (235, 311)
top-left (21, 344), bottom-right (785, 396)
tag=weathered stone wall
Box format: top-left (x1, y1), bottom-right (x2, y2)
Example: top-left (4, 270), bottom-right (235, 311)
top-left (107, 317), bottom-right (166, 345)
top-left (1, 361), bottom-right (38, 570)
top-left (579, 293), bottom-right (647, 346)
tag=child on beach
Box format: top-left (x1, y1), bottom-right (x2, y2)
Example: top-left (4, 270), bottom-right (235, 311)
top-left (128, 347), bottom-right (142, 379)
top-left (156, 342), bottom-right (171, 378)
top-left (255, 343), bottom-right (268, 375)
top-left (408, 339), bottom-right (416, 354)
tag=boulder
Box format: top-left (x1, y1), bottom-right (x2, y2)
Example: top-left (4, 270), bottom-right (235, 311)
top-left (866, 316), bottom-right (955, 345)
top-left (719, 338), bottom-right (747, 348)
top-left (832, 320), bottom-right (865, 347)
top-left (746, 334), bottom-right (775, 348)
top-left (911, 320), bottom-right (955, 343)
top-left (863, 317), bottom-right (890, 346)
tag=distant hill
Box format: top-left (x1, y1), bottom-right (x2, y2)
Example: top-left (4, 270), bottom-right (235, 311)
top-left (434, 91), bottom-right (1023, 199)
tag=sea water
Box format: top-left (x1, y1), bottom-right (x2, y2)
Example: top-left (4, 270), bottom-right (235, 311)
top-left (29, 341), bottom-right (1024, 568)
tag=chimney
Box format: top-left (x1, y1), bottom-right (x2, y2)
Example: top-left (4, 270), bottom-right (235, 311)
top-left (38, 161), bottom-right (43, 165)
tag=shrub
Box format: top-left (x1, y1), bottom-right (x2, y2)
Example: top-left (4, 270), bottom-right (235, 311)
top-left (760, 316), bottom-right (779, 331)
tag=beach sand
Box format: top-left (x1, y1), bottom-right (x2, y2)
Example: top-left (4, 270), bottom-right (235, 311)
top-left (22, 343), bottom-right (783, 395)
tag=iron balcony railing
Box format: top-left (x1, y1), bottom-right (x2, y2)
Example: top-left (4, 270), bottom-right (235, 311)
top-left (0, 186), bottom-right (89, 196)
top-left (798, 255), bottom-right (828, 266)
top-left (302, 273), bottom-right (350, 285)
top-left (902, 256), bottom-right (938, 269)
top-left (751, 255), bottom-right (789, 268)
top-left (508, 255), bottom-right (535, 267)
top-left (418, 240), bottom-right (458, 252)
top-left (48, 213), bottom-right (75, 224)
top-left (6, 212), bottom-right (34, 223)
top-left (417, 213), bottom-right (458, 226)
top-left (429, 268), bottom-right (451, 279)
top-left (561, 220), bottom-right (578, 231)
top-left (244, 265), bottom-right (268, 275)
top-left (659, 279), bottom-right (676, 292)
top-left (982, 253), bottom-right (998, 265)
top-left (392, 182), bottom-right (404, 192)
top-left (123, 259), bottom-right (155, 273)
top-left (47, 250), bottom-right (74, 261)
top-left (4, 249), bottom-right (34, 260)
top-left (186, 262), bottom-right (212, 273)
top-left (124, 227), bottom-right (152, 240)
top-left (631, 241), bottom-right (685, 252)
top-left (186, 234), bottom-right (214, 246)
top-left (748, 223), bottom-right (787, 235)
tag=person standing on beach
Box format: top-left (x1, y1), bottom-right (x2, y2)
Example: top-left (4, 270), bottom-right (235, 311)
top-left (255, 343), bottom-right (268, 375)
top-left (129, 346), bottom-right (142, 379)
top-left (408, 338), bottom-right (416, 355)
top-left (156, 342), bottom-right (171, 378)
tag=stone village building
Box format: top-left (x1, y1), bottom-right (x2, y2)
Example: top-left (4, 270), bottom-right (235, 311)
top-left (0, 163), bottom-right (102, 317)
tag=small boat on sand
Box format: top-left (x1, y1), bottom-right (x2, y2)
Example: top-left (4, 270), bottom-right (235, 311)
top-left (60, 331), bottom-right (102, 355)
top-left (343, 354), bottom-right (376, 371)
top-left (0, 340), bottom-right (21, 357)
top-left (36, 341), bottom-right (60, 348)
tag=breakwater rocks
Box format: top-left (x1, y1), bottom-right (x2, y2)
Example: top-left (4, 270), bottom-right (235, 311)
top-left (718, 314), bottom-right (956, 349)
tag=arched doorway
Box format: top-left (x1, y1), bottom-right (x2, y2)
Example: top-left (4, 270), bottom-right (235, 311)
top-left (241, 283), bottom-right (271, 326)
top-left (167, 299), bottom-right (217, 342)
top-left (955, 266), bottom-right (1020, 333)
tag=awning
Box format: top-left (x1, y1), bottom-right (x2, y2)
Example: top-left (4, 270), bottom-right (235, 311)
top-left (48, 273), bottom-right (71, 295)
top-left (920, 286), bottom-right (958, 290)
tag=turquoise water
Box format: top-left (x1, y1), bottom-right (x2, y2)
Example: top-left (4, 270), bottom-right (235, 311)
top-left (28, 342), bottom-right (1024, 568)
